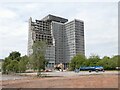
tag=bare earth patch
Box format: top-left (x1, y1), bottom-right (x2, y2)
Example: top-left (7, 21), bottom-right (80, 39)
top-left (2, 74), bottom-right (118, 88)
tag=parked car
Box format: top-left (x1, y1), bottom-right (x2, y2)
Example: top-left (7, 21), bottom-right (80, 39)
top-left (75, 66), bottom-right (104, 73)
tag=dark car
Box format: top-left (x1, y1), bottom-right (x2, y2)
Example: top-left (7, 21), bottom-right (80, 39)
top-left (75, 66), bottom-right (104, 73)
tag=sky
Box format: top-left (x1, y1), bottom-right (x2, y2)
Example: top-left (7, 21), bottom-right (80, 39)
top-left (0, 0), bottom-right (118, 59)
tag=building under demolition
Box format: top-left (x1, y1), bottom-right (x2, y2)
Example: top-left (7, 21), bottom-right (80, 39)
top-left (28, 14), bottom-right (85, 68)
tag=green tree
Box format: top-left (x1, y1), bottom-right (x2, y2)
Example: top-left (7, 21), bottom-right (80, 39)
top-left (30, 41), bottom-right (47, 76)
top-left (18, 55), bottom-right (29, 73)
top-left (82, 59), bottom-right (91, 66)
top-left (2, 51), bottom-right (24, 73)
top-left (88, 54), bottom-right (101, 66)
top-left (97, 55), bottom-right (120, 70)
top-left (69, 53), bottom-right (86, 70)
top-left (110, 55), bottom-right (119, 69)
top-left (6, 60), bottom-right (19, 73)
top-left (97, 56), bottom-right (110, 69)
top-left (2, 58), bottom-right (11, 74)
top-left (9, 51), bottom-right (21, 61)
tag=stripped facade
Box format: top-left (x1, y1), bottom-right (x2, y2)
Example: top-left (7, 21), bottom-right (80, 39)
top-left (28, 14), bottom-right (85, 68)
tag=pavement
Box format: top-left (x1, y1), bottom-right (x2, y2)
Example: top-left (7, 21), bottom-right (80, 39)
top-left (42, 71), bottom-right (118, 76)
top-left (18, 70), bottom-right (119, 77)
top-left (1, 71), bottom-right (118, 81)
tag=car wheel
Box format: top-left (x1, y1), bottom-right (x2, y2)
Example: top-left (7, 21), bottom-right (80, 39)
top-left (89, 70), bottom-right (91, 73)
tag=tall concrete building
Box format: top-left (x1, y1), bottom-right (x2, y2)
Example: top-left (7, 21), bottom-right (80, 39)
top-left (28, 14), bottom-right (85, 68)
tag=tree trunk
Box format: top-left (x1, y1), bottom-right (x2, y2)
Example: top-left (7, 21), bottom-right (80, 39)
top-left (37, 67), bottom-right (41, 77)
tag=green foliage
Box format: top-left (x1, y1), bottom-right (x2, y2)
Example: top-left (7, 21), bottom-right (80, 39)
top-left (6, 60), bottom-right (19, 73)
top-left (88, 54), bottom-right (101, 66)
top-left (2, 50), bottom-right (119, 74)
top-left (30, 41), bottom-right (47, 76)
top-left (9, 51), bottom-right (21, 61)
top-left (97, 55), bottom-right (119, 70)
top-left (97, 56), bottom-right (111, 70)
top-left (2, 58), bottom-right (11, 73)
top-left (70, 53), bottom-right (86, 70)
top-left (69, 54), bottom-right (119, 71)
top-left (111, 55), bottom-right (119, 67)
top-left (2, 51), bottom-right (29, 74)
top-left (18, 55), bottom-right (29, 73)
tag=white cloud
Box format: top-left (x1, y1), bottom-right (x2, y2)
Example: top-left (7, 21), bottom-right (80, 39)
top-left (71, 3), bottom-right (118, 57)
top-left (0, 2), bottom-right (118, 58)
top-left (0, 8), bottom-right (17, 18)
top-left (0, 0), bottom-right (119, 2)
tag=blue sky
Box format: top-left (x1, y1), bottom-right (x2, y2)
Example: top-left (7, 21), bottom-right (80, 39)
top-left (0, 1), bottom-right (118, 58)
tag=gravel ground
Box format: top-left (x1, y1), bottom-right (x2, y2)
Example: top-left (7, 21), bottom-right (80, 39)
top-left (16, 71), bottom-right (119, 77)
top-left (2, 71), bottom-right (119, 88)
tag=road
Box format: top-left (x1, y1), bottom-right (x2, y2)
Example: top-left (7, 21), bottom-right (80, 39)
top-left (17, 70), bottom-right (119, 77)
top-left (41, 71), bottom-right (118, 77)
top-left (1, 71), bottom-right (118, 81)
